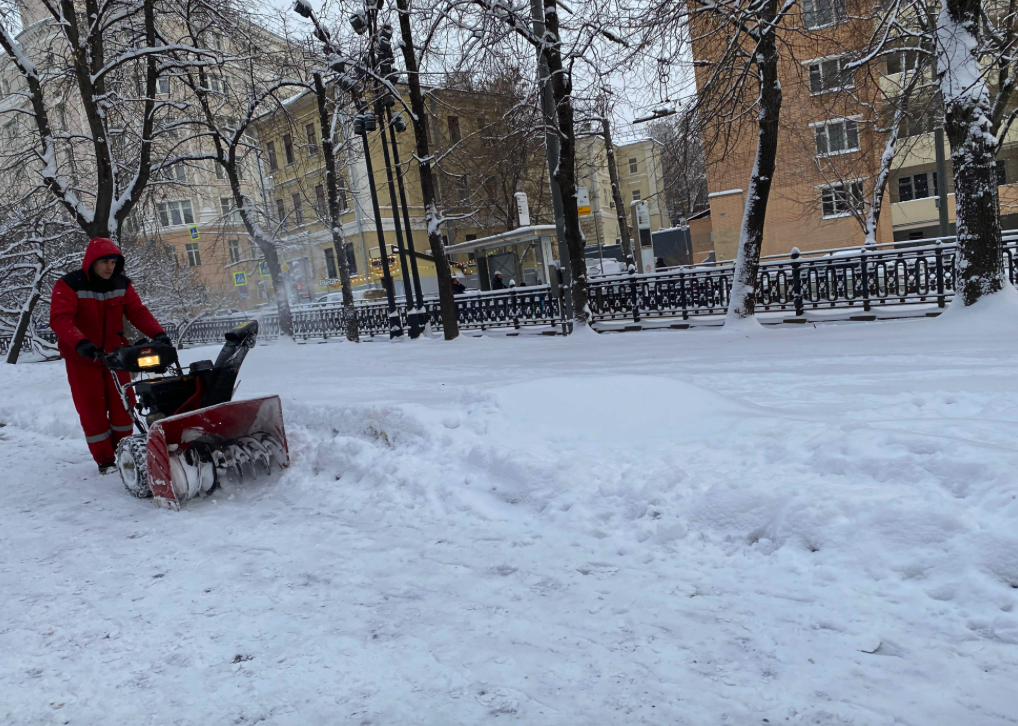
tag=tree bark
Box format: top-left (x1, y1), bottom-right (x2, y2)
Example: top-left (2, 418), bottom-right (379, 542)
top-left (542, 0), bottom-right (589, 326)
top-left (601, 114), bottom-right (633, 263)
top-left (939, 0), bottom-right (1005, 305)
top-left (314, 72), bottom-right (359, 342)
top-left (395, 0), bottom-right (459, 339)
top-left (726, 3), bottom-right (781, 323)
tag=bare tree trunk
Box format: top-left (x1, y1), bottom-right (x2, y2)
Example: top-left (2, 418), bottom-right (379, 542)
top-left (314, 72), bottom-right (359, 342)
top-left (601, 113), bottom-right (633, 263)
top-left (939, 0), bottom-right (1005, 305)
top-left (542, 0), bottom-right (589, 326)
top-left (395, 0), bottom-right (459, 339)
top-left (865, 119), bottom-right (901, 245)
top-left (726, 6), bottom-right (781, 323)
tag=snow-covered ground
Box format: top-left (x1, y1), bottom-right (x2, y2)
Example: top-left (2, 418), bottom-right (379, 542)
top-left (3, 307), bottom-right (1018, 725)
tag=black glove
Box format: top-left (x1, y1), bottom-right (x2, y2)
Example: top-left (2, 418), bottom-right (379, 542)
top-left (152, 332), bottom-right (172, 346)
top-left (75, 340), bottom-right (102, 361)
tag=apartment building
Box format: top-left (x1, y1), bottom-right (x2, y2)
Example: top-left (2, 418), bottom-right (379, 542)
top-left (251, 83), bottom-right (642, 300)
top-left (575, 135), bottom-right (669, 248)
top-left (691, 1), bottom-right (1018, 261)
top-left (692, 4), bottom-right (894, 261)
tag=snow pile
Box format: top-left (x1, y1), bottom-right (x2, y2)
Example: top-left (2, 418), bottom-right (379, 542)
top-left (2, 318), bottom-right (1018, 724)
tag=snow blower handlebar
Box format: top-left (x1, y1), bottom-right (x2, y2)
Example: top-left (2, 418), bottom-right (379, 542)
top-left (102, 340), bottom-right (182, 436)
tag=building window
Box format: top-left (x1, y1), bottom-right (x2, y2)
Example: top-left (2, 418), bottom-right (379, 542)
top-left (802, 0), bottom-right (845, 28)
top-left (185, 242), bottom-right (201, 267)
top-left (158, 163), bottom-right (187, 182)
top-left (156, 199), bottom-right (194, 226)
top-left (632, 189), bottom-right (641, 201)
top-left (158, 76), bottom-right (170, 94)
top-left (808, 56), bottom-right (852, 94)
top-left (814, 119), bottom-right (860, 156)
top-left (315, 184), bottom-right (326, 216)
top-left (886, 49), bottom-right (920, 75)
top-left (629, 158), bottom-right (638, 174)
top-left (448, 116), bottom-right (461, 143)
top-left (338, 179), bottom-right (348, 210)
top-left (210, 77), bottom-right (227, 94)
top-left (901, 106), bottom-right (935, 137)
top-left (161, 114), bottom-right (179, 139)
top-left (456, 176), bottom-right (469, 203)
top-left (214, 162), bottom-right (225, 180)
top-left (897, 171), bottom-right (938, 202)
top-left (324, 247), bottom-right (338, 279)
top-left (292, 192), bottom-right (304, 225)
top-left (275, 198), bottom-right (286, 223)
top-left (820, 180), bottom-right (864, 218)
top-left (346, 245), bottom-right (357, 275)
top-left (306, 124), bottom-right (318, 155)
top-left (283, 134), bottom-right (295, 164)
top-left (997, 159), bottom-right (1007, 186)
top-left (266, 141), bottom-right (278, 172)
top-left (220, 196), bottom-right (241, 222)
top-left (229, 238), bottom-right (241, 263)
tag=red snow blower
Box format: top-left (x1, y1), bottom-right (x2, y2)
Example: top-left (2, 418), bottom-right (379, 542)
top-left (103, 320), bottom-right (288, 510)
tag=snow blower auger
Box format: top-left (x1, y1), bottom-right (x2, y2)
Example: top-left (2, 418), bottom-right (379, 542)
top-left (103, 320), bottom-right (289, 510)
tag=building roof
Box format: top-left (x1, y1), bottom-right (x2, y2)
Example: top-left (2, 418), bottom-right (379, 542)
top-left (444, 225), bottom-right (557, 254)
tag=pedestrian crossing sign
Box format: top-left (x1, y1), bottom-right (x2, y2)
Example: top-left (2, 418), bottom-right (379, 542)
top-left (233, 271), bottom-right (247, 286)
top-left (188, 226), bottom-right (200, 240)
top-left (258, 261), bottom-right (270, 277)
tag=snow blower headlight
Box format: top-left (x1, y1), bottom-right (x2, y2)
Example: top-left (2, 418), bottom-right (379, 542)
top-left (137, 352), bottom-right (162, 369)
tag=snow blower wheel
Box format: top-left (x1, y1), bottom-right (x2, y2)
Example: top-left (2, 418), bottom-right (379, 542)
top-left (102, 320), bottom-right (289, 510)
top-left (117, 434), bottom-right (152, 498)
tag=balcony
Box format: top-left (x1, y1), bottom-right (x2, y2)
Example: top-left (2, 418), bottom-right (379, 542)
top-left (892, 181), bottom-right (1018, 230)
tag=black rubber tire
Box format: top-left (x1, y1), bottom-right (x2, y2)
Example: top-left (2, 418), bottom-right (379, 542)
top-left (117, 435), bottom-right (152, 498)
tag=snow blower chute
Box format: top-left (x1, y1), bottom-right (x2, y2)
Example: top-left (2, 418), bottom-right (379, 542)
top-left (103, 320), bottom-right (288, 510)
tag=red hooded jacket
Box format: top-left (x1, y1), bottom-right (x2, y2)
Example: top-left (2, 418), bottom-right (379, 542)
top-left (50, 237), bottom-right (165, 365)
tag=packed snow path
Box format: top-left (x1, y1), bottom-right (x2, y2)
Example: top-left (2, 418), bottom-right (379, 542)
top-left (3, 308), bottom-right (1018, 725)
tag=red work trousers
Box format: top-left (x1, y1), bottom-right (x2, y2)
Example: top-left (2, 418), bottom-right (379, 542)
top-left (65, 361), bottom-right (136, 465)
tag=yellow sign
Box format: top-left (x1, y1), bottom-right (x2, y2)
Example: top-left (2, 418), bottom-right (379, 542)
top-left (188, 226), bottom-right (200, 240)
top-left (233, 271), bottom-right (247, 286)
top-left (258, 261), bottom-right (270, 277)
top-left (282, 263), bottom-right (290, 273)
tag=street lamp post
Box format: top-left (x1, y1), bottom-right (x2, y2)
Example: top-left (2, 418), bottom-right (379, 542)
top-left (384, 105), bottom-right (426, 332)
top-left (376, 93), bottom-right (421, 338)
top-left (294, 0), bottom-right (404, 337)
top-left (369, 19), bottom-right (423, 337)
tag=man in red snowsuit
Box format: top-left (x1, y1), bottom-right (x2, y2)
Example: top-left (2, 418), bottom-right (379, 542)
top-left (50, 237), bottom-right (169, 473)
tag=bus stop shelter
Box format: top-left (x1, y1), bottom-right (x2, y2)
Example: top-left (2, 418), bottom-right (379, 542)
top-left (444, 225), bottom-right (557, 290)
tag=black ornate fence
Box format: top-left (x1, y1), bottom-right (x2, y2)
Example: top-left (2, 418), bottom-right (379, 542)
top-left (175, 237), bottom-right (1018, 345)
top-left (177, 284), bottom-right (564, 346)
top-left (5, 237), bottom-right (1017, 353)
top-left (588, 237), bottom-right (1018, 324)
